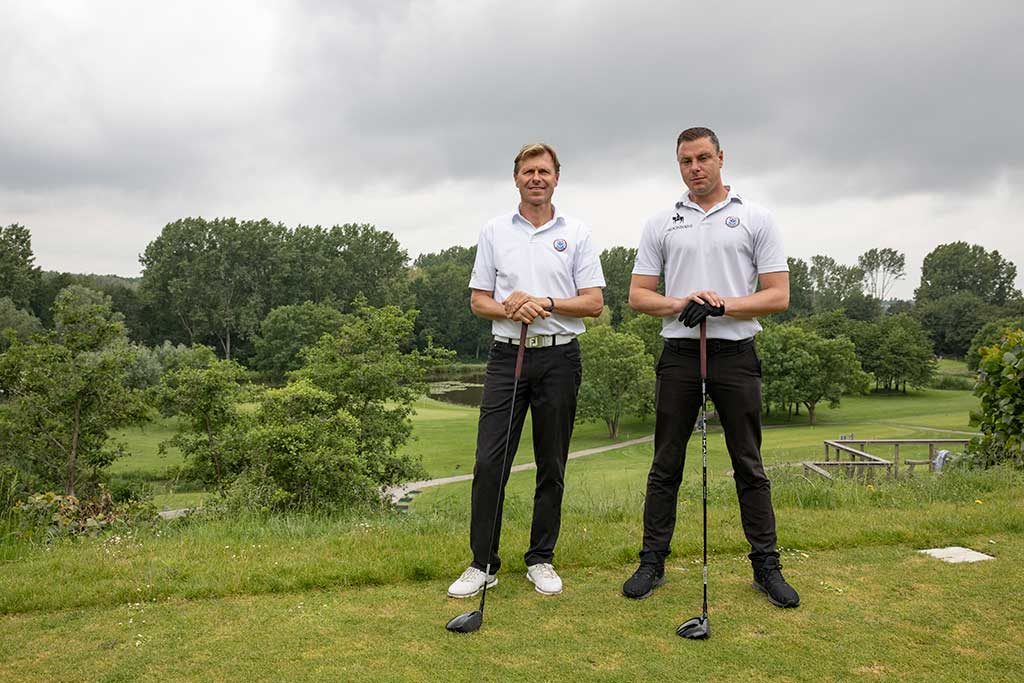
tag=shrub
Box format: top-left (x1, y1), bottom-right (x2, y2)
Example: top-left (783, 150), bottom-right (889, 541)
top-left (968, 329), bottom-right (1024, 468)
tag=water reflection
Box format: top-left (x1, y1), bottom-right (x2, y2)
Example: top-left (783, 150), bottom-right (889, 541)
top-left (429, 372), bottom-right (485, 406)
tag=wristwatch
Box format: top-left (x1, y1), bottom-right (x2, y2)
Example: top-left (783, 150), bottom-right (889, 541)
top-left (544, 296), bottom-right (555, 312)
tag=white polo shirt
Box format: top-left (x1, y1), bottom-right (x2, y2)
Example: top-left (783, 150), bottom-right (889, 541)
top-left (470, 207), bottom-right (606, 338)
top-left (632, 189), bottom-right (787, 340)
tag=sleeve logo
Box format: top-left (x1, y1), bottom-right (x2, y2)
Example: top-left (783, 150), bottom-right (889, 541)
top-left (553, 238), bottom-right (568, 252)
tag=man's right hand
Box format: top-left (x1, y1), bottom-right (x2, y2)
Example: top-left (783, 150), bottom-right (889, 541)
top-left (509, 299), bottom-right (551, 323)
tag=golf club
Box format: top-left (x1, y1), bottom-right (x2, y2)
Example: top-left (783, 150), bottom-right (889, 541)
top-left (677, 318), bottom-right (710, 640)
top-left (446, 321), bottom-right (529, 634)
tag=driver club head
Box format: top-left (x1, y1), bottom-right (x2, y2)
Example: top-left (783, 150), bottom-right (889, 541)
top-left (445, 609), bottom-right (483, 634)
top-left (676, 614), bottom-right (710, 640)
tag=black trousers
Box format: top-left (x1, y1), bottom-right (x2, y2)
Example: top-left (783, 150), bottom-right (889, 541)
top-left (470, 339), bottom-right (582, 573)
top-left (639, 337), bottom-right (779, 566)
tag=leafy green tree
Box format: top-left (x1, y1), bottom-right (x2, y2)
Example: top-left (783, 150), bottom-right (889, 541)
top-left (970, 329), bottom-right (1024, 467)
top-left (621, 312), bottom-right (664, 363)
top-left (914, 292), bottom-right (998, 357)
top-left (240, 379), bottom-right (417, 510)
top-left (139, 217), bottom-right (292, 358)
top-left (841, 291), bottom-right (883, 321)
top-left (151, 359), bottom-right (249, 491)
top-left (758, 324), bottom-right (871, 424)
top-left (576, 326), bottom-right (655, 437)
top-left (858, 248), bottom-right (905, 301)
top-left (854, 315), bottom-right (935, 392)
top-left (599, 247), bottom-right (637, 327)
top-left (292, 302), bottom-right (453, 472)
top-left (411, 247), bottom-right (491, 359)
top-left (253, 302), bottom-right (346, 382)
top-left (966, 317), bottom-right (1024, 371)
top-left (287, 223), bottom-right (411, 311)
top-left (0, 297), bottom-right (42, 352)
top-left (0, 224), bottom-right (41, 309)
top-left (915, 242), bottom-right (1020, 306)
top-left (809, 255), bottom-right (864, 312)
top-left (778, 257), bottom-right (813, 320)
top-left (0, 286), bottom-right (147, 496)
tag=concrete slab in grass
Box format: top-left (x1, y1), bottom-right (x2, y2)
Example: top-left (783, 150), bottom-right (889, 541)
top-left (919, 546), bottom-right (995, 563)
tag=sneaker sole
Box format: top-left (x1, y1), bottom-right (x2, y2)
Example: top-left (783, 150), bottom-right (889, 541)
top-left (526, 573), bottom-right (562, 596)
top-left (623, 575), bottom-right (665, 600)
top-left (752, 580), bottom-right (800, 608)
top-left (447, 577), bottom-right (497, 599)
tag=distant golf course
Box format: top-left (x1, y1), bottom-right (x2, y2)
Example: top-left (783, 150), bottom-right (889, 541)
top-left (3, 374), bottom-right (1023, 681)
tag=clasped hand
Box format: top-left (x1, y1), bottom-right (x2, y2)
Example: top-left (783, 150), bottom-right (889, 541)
top-left (502, 290), bottom-right (551, 323)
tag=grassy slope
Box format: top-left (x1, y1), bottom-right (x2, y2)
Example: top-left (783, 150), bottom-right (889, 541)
top-left (7, 388), bottom-right (1021, 681)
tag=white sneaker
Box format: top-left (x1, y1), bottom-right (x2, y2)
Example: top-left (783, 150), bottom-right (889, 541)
top-left (526, 563), bottom-right (563, 595)
top-left (447, 566), bottom-right (498, 598)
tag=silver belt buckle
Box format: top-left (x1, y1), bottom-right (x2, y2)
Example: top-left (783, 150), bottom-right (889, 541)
top-left (526, 336), bottom-right (544, 348)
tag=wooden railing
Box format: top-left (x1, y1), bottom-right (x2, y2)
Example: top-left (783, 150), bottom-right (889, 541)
top-left (802, 438), bottom-right (970, 480)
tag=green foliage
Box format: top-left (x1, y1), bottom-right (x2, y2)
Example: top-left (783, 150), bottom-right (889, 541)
top-left (410, 247), bottom-right (490, 360)
top-left (576, 326), bottom-right (655, 437)
top-left (139, 217), bottom-right (293, 358)
top-left (758, 324), bottom-right (872, 424)
top-left (620, 311), bottom-right (664, 362)
top-left (293, 301), bottom-right (453, 463)
top-left (152, 341), bottom-right (217, 374)
top-left (914, 292), bottom-right (997, 357)
top-left (778, 256), bottom-right (813, 320)
top-left (253, 302), bottom-right (345, 382)
top-left (0, 297), bottom-right (42, 352)
top-left (238, 380), bottom-right (401, 511)
top-left (915, 241), bottom-right (1020, 305)
top-left (849, 314), bottom-right (936, 392)
top-left (151, 359), bottom-right (250, 490)
top-left (966, 317), bottom-right (1024, 371)
top-left (809, 255), bottom-right (864, 312)
top-left (10, 488), bottom-right (154, 541)
top-left (970, 329), bottom-right (1024, 468)
top-left (287, 223), bottom-right (411, 311)
top-left (599, 246), bottom-right (637, 327)
top-left (0, 223), bottom-right (41, 309)
top-left (0, 286), bottom-right (148, 497)
top-left (858, 247), bottom-right (905, 301)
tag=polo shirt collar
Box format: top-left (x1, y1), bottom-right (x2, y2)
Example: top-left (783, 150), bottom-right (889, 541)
top-left (513, 205), bottom-right (564, 233)
top-left (675, 186), bottom-right (743, 214)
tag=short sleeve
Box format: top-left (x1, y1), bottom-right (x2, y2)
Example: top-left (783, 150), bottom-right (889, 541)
top-left (632, 218), bottom-right (664, 276)
top-left (752, 209), bottom-right (788, 274)
top-left (573, 228), bottom-right (606, 289)
top-left (468, 224), bottom-right (496, 290)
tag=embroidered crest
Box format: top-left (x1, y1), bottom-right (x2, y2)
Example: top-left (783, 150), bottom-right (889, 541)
top-left (672, 213), bottom-right (686, 222)
top-left (725, 216), bottom-right (740, 228)
top-left (553, 238), bottom-right (568, 252)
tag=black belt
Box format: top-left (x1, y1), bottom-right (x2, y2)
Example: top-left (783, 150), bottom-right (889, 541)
top-left (665, 337), bottom-right (754, 353)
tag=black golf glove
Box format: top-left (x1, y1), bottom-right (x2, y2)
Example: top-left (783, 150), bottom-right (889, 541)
top-left (679, 300), bottom-right (725, 328)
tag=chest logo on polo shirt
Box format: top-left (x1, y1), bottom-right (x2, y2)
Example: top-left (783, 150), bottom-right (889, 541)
top-left (725, 216), bottom-right (741, 228)
top-left (672, 213), bottom-right (685, 222)
top-left (553, 238), bottom-right (568, 252)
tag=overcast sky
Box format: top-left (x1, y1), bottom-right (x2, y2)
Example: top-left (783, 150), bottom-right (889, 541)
top-left (2, 1), bottom-right (1023, 299)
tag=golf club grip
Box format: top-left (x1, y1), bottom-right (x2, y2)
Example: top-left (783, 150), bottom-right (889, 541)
top-left (514, 323), bottom-right (528, 378)
top-left (699, 320), bottom-right (707, 380)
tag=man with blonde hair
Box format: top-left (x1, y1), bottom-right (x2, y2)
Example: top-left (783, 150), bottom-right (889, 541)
top-left (447, 143), bottom-right (605, 599)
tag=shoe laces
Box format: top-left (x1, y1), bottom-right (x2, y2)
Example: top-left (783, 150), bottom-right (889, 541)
top-left (530, 563), bottom-right (558, 580)
top-left (758, 560), bottom-right (788, 587)
top-left (634, 563), bottom-right (661, 580)
top-left (458, 566), bottom-right (485, 582)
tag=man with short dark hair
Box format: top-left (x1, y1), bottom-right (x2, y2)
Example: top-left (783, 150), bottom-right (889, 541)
top-left (621, 127), bottom-right (800, 609)
top-left (447, 143), bottom-right (605, 599)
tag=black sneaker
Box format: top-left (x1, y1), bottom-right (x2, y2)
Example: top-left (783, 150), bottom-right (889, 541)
top-left (752, 556), bottom-right (800, 608)
top-left (622, 563), bottom-right (665, 600)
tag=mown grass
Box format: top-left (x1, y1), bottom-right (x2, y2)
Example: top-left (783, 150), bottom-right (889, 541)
top-left (5, 385), bottom-right (1018, 681)
top-left (1, 466), bottom-right (1022, 681)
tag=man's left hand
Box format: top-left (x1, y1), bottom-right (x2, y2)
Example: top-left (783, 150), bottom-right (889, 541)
top-left (679, 298), bottom-right (726, 327)
top-left (503, 290), bottom-right (536, 316)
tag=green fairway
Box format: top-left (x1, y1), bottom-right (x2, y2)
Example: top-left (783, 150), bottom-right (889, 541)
top-left (8, 386), bottom-right (1020, 681)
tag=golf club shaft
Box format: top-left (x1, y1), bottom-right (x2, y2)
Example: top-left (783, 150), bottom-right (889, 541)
top-left (479, 322), bottom-right (529, 614)
top-left (700, 320), bottom-right (708, 616)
